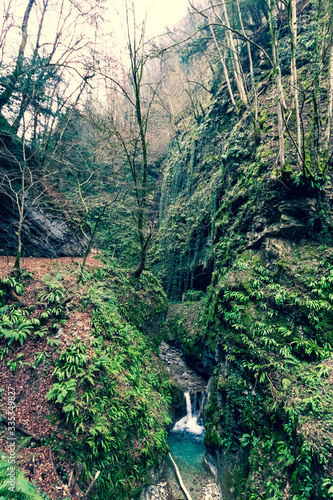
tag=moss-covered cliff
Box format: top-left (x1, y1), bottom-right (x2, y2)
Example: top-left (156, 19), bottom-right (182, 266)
top-left (151, 2), bottom-right (333, 498)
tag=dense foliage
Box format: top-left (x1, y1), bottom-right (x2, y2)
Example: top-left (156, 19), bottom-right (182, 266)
top-left (47, 269), bottom-right (171, 499)
top-left (0, 266), bottom-right (171, 500)
top-left (1, 0), bottom-right (333, 498)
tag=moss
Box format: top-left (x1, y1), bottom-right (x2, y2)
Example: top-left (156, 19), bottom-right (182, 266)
top-left (166, 302), bottom-right (204, 364)
top-left (105, 269), bottom-right (168, 335)
top-left (197, 243), bottom-right (333, 499)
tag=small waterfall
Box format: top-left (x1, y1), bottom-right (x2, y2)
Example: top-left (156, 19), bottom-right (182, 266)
top-left (185, 391), bottom-right (192, 419)
top-left (172, 391), bottom-right (204, 436)
top-left (142, 343), bottom-right (223, 500)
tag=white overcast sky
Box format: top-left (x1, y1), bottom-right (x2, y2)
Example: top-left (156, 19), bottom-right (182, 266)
top-left (110, 0), bottom-right (190, 42)
top-left (136, 0), bottom-right (190, 36)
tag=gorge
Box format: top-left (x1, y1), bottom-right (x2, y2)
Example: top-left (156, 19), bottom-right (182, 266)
top-left (1, 0), bottom-right (333, 499)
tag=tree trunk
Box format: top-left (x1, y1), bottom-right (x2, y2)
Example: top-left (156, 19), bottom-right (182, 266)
top-left (208, 23), bottom-right (237, 110)
top-left (324, 35), bottom-right (333, 154)
top-left (78, 205), bottom-right (107, 282)
top-left (289, 0), bottom-right (302, 165)
top-left (237, 0), bottom-right (258, 124)
top-left (221, 0), bottom-right (248, 104)
top-left (268, 0), bottom-right (285, 168)
top-left (15, 213), bottom-right (23, 271)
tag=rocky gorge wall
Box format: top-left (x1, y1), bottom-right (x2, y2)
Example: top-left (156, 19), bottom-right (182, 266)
top-left (151, 4), bottom-right (333, 497)
top-left (0, 192), bottom-right (88, 257)
top-left (0, 122), bottom-right (88, 258)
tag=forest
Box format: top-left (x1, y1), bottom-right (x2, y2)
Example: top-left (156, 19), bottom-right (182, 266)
top-left (0, 0), bottom-right (333, 499)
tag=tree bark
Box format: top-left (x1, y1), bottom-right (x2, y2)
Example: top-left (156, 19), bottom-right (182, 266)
top-left (268, 0), bottom-right (285, 168)
top-left (237, 0), bottom-right (257, 123)
top-left (289, 0), bottom-right (302, 165)
top-left (208, 23), bottom-right (237, 110)
top-left (325, 39), bottom-right (333, 152)
top-left (83, 471), bottom-right (100, 499)
top-left (221, 0), bottom-right (248, 104)
top-left (168, 453), bottom-right (193, 500)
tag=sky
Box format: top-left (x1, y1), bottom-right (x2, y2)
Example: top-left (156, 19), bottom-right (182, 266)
top-left (137, 0), bottom-right (190, 37)
top-left (110, 0), bottom-right (191, 42)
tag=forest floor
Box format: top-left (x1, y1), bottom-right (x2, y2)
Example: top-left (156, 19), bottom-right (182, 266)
top-left (0, 255), bottom-right (104, 499)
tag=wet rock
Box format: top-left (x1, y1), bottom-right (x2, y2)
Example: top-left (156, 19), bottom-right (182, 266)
top-left (139, 480), bottom-right (169, 500)
top-left (278, 198), bottom-right (317, 216)
top-left (247, 197), bottom-right (319, 248)
top-left (202, 482), bottom-right (223, 500)
top-left (159, 341), bottom-right (207, 393)
top-left (203, 452), bottom-right (218, 480)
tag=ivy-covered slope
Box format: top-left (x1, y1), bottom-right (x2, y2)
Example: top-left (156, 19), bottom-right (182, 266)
top-left (151, 2), bottom-right (333, 499)
top-left (203, 244), bottom-right (333, 499)
top-left (0, 259), bottom-right (172, 500)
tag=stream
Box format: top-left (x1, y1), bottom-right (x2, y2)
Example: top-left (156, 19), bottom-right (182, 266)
top-left (139, 342), bottom-right (222, 500)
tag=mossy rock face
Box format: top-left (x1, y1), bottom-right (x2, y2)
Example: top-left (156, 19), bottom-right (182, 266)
top-left (149, 3), bottom-right (333, 497)
top-left (106, 269), bottom-right (169, 343)
top-left (166, 301), bottom-right (204, 368)
top-left (200, 243), bottom-right (333, 499)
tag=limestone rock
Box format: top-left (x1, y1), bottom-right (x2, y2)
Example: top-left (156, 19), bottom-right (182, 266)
top-left (264, 237), bottom-right (293, 260)
top-left (0, 192), bottom-right (88, 257)
top-left (247, 197), bottom-right (318, 248)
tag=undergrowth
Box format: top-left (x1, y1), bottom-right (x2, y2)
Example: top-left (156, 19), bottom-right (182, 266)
top-left (46, 267), bottom-right (172, 499)
top-left (201, 245), bottom-right (333, 499)
top-left (0, 266), bottom-right (172, 500)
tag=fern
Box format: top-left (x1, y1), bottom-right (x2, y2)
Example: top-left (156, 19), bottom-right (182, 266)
top-left (0, 452), bottom-right (45, 499)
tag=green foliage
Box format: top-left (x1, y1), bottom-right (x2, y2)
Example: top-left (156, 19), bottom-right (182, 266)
top-left (90, 267), bottom-right (168, 334)
top-left (51, 341), bottom-right (88, 381)
top-left (0, 452), bottom-right (46, 500)
top-left (1, 276), bottom-right (24, 295)
top-left (38, 284), bottom-right (66, 305)
top-left (6, 352), bottom-right (29, 372)
top-left (200, 245), bottom-right (333, 499)
top-left (46, 270), bottom-right (172, 500)
top-left (0, 306), bottom-right (39, 346)
top-left (166, 302), bottom-right (203, 363)
top-left (33, 351), bottom-right (51, 368)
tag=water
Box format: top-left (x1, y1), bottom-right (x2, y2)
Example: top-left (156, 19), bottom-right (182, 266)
top-left (165, 392), bottom-right (222, 500)
top-left (168, 432), bottom-right (206, 476)
top-left (140, 345), bottom-right (222, 499)
top-left (172, 392), bottom-right (205, 436)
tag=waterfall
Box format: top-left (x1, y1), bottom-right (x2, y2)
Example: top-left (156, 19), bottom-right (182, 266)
top-left (172, 391), bottom-right (204, 435)
top-left (185, 391), bottom-right (192, 420)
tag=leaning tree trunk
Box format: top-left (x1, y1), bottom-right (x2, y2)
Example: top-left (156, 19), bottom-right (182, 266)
top-left (268, 0), bottom-right (285, 168)
top-left (221, 0), bottom-right (248, 105)
top-left (289, 0), bottom-right (302, 166)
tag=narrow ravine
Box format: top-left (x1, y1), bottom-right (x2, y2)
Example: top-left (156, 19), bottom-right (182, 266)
top-left (140, 342), bottom-right (222, 500)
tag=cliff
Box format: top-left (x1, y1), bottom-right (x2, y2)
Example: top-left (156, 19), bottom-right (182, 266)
top-left (151, 1), bottom-right (333, 498)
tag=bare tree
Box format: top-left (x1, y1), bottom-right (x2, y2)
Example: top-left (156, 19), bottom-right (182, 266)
top-left (93, 4), bottom-right (165, 277)
top-left (237, 0), bottom-right (258, 124)
top-left (219, 0), bottom-right (248, 105)
top-left (288, 0), bottom-right (302, 165)
top-left (268, 0), bottom-right (285, 168)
